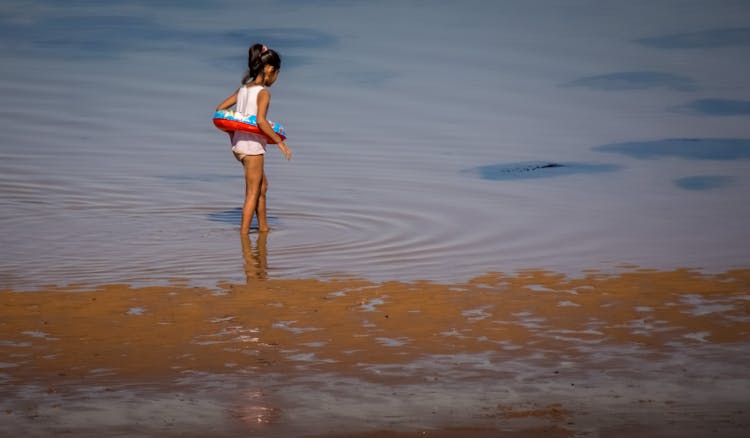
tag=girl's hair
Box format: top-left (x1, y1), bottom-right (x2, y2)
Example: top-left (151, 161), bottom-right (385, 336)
top-left (242, 43), bottom-right (281, 84)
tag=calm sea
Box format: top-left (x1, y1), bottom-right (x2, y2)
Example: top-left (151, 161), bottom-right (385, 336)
top-left (1, 0), bottom-right (749, 289)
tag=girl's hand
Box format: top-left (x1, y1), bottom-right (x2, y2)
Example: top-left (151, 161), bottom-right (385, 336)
top-left (278, 142), bottom-right (292, 160)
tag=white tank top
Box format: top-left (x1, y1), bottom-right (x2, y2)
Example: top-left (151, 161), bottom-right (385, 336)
top-left (236, 85), bottom-right (264, 116)
top-left (231, 84), bottom-right (267, 155)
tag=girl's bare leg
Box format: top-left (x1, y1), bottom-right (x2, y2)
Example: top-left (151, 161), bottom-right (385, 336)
top-left (256, 174), bottom-right (269, 232)
top-left (240, 155), bottom-right (264, 234)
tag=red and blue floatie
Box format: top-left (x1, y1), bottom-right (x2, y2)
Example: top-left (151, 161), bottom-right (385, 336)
top-left (212, 109), bottom-right (287, 144)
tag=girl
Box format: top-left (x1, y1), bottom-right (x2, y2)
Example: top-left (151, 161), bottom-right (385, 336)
top-left (216, 43), bottom-right (292, 234)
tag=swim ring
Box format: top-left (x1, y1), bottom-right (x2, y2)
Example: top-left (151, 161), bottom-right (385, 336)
top-left (212, 109), bottom-right (287, 144)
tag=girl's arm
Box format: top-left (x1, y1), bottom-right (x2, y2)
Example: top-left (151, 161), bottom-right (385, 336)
top-left (256, 89), bottom-right (292, 160)
top-left (216, 89), bottom-right (239, 110)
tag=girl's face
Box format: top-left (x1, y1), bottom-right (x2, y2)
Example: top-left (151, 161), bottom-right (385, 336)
top-left (263, 65), bottom-right (279, 86)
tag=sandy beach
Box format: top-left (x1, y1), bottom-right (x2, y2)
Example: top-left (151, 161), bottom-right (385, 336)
top-left (2, 268), bottom-right (748, 436)
top-left (2, 1), bottom-right (750, 436)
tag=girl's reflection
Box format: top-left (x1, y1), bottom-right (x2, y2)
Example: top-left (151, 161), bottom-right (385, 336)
top-left (240, 232), bottom-right (268, 281)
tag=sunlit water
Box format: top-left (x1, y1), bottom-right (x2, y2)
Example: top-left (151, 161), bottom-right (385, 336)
top-left (1, 0), bottom-right (749, 289)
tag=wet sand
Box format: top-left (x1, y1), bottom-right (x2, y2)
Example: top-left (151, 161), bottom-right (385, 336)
top-left (2, 268), bottom-right (749, 437)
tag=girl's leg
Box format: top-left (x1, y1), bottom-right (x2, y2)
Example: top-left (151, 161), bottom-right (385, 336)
top-left (240, 155), bottom-right (264, 234)
top-left (256, 174), bottom-right (269, 232)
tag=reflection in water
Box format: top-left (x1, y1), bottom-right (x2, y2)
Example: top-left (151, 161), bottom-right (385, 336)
top-left (0, 12), bottom-right (339, 62)
top-left (464, 162), bottom-right (620, 180)
top-left (241, 232), bottom-right (268, 281)
top-left (635, 26), bottom-right (750, 49)
top-left (594, 138), bottom-right (750, 160)
top-left (677, 98), bottom-right (750, 116)
top-left (1, 1), bottom-right (749, 289)
top-left (232, 389), bottom-right (281, 431)
top-left (675, 175), bottom-right (735, 191)
top-left (561, 71), bottom-right (698, 91)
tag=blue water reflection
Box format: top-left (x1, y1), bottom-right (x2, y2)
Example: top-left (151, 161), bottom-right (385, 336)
top-left (677, 99), bottom-right (750, 116)
top-left (635, 27), bottom-right (750, 49)
top-left (0, 11), bottom-right (338, 58)
top-left (0, 15), bottom-right (171, 57)
top-left (562, 71), bottom-right (698, 91)
top-left (675, 175), bottom-right (735, 191)
top-left (594, 138), bottom-right (750, 160)
top-left (2, 0), bottom-right (749, 288)
top-left (465, 162), bottom-right (620, 181)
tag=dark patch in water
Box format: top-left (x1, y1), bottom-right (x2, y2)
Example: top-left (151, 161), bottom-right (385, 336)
top-left (208, 208), bottom-right (278, 228)
top-left (675, 175), bottom-right (735, 191)
top-left (465, 162), bottom-right (620, 181)
top-left (0, 9), bottom-right (339, 59)
top-left (594, 138), bottom-right (750, 160)
top-left (561, 71), bottom-right (698, 91)
top-left (676, 99), bottom-right (750, 116)
top-left (635, 27), bottom-right (750, 49)
top-left (17, 15), bottom-right (173, 57)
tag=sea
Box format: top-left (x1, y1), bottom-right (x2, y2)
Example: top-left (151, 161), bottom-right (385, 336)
top-left (1, 0), bottom-right (749, 289)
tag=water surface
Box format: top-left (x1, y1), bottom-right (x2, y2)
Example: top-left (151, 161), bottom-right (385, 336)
top-left (1, 0), bottom-right (749, 289)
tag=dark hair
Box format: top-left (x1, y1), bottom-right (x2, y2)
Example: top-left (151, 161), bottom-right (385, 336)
top-left (242, 43), bottom-right (281, 84)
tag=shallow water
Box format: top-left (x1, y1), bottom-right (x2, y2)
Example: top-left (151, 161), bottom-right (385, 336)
top-left (1, 0), bottom-right (750, 289)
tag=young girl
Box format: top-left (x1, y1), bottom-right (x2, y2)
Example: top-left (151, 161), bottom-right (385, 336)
top-left (216, 43), bottom-right (292, 234)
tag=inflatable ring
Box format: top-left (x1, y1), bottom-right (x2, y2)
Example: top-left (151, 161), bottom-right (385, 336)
top-left (212, 109), bottom-right (287, 144)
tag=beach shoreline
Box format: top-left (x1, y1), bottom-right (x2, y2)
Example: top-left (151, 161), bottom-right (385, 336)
top-left (2, 268), bottom-right (748, 436)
